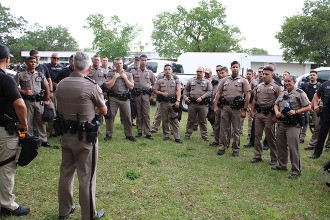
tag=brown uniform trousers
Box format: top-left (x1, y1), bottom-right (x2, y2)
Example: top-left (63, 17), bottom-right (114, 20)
top-left (0, 128), bottom-right (19, 211)
top-left (15, 71), bottom-right (48, 142)
top-left (218, 76), bottom-right (251, 153)
top-left (105, 71), bottom-right (134, 138)
top-left (253, 80), bottom-right (280, 160)
top-left (151, 101), bottom-right (162, 132)
top-left (275, 88), bottom-right (310, 174)
top-left (131, 68), bottom-right (156, 135)
top-left (56, 72), bottom-right (105, 220)
top-left (155, 76), bottom-right (181, 140)
top-left (184, 78), bottom-right (212, 139)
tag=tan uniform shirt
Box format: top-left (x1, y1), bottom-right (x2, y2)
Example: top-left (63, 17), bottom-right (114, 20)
top-left (108, 71), bottom-right (134, 94)
top-left (56, 73), bottom-right (105, 122)
top-left (132, 68), bottom-right (156, 89)
top-left (183, 77), bottom-right (212, 99)
top-left (155, 75), bottom-right (181, 97)
top-left (15, 70), bottom-right (48, 94)
top-left (88, 67), bottom-right (108, 86)
top-left (218, 75), bottom-right (251, 101)
top-left (255, 79), bottom-right (281, 105)
top-left (275, 88), bottom-right (310, 111)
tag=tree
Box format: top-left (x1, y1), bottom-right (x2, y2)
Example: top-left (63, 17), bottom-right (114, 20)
top-left (0, 3), bottom-right (26, 45)
top-left (84, 13), bottom-right (142, 61)
top-left (276, 0), bottom-right (330, 66)
top-left (10, 24), bottom-right (79, 62)
top-left (151, 0), bottom-right (242, 59)
top-left (243, 47), bottom-right (269, 55)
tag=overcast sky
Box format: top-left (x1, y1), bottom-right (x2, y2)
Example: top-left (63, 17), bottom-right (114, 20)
top-left (2, 0), bottom-right (305, 55)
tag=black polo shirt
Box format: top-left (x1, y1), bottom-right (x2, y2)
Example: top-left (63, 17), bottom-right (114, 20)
top-left (0, 69), bottom-right (22, 122)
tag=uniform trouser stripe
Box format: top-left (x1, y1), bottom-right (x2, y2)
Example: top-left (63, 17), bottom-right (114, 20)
top-left (89, 142), bottom-right (96, 220)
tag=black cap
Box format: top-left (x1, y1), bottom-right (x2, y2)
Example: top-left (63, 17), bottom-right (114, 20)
top-left (134, 56), bottom-right (140, 61)
top-left (263, 66), bottom-right (274, 72)
top-left (0, 44), bottom-right (12, 59)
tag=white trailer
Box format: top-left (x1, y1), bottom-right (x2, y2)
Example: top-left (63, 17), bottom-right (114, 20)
top-left (177, 52), bottom-right (251, 76)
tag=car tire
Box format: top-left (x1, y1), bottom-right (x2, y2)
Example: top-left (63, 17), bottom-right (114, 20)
top-left (180, 97), bottom-right (188, 112)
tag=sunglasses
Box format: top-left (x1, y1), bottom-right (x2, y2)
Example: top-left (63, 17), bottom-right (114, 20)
top-left (52, 57), bottom-right (59, 60)
top-left (196, 71), bottom-right (203, 73)
top-left (258, 71), bottom-right (263, 73)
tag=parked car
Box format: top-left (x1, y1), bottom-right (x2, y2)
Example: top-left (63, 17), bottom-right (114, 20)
top-left (296, 67), bottom-right (330, 88)
top-left (6, 69), bottom-right (17, 78)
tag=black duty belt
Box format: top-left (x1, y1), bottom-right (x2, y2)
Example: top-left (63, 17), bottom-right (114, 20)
top-left (131, 88), bottom-right (151, 96)
top-left (109, 92), bottom-right (131, 101)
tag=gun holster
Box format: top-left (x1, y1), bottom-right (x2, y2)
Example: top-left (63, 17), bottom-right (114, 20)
top-left (84, 121), bottom-right (100, 143)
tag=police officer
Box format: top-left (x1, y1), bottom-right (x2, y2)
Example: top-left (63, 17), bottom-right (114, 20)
top-left (54, 54), bottom-right (75, 84)
top-left (299, 70), bottom-right (321, 143)
top-left (56, 51), bottom-right (106, 220)
top-left (183, 67), bottom-right (212, 140)
top-left (154, 64), bottom-right (182, 143)
top-left (310, 77), bottom-right (330, 159)
top-left (14, 56), bottom-right (51, 147)
top-left (250, 66), bottom-right (281, 165)
top-left (131, 54), bottom-right (156, 139)
top-left (210, 66), bottom-right (229, 146)
top-left (88, 54), bottom-right (108, 87)
top-left (273, 75), bottom-right (311, 178)
top-left (103, 57), bottom-right (136, 141)
top-left (214, 61), bottom-right (251, 156)
top-left (0, 44), bottom-right (30, 216)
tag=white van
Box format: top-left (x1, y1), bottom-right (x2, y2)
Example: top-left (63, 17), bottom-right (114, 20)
top-left (177, 52), bottom-right (251, 76)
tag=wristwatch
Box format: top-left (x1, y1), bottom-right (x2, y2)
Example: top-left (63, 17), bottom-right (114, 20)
top-left (243, 108), bottom-right (248, 111)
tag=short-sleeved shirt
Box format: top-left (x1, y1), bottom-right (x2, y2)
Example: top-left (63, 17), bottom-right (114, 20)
top-left (154, 75), bottom-right (181, 97)
top-left (131, 68), bottom-right (156, 89)
top-left (255, 79), bottom-right (281, 105)
top-left (54, 66), bottom-right (74, 83)
top-left (275, 88), bottom-right (310, 111)
top-left (108, 71), bottom-right (134, 94)
top-left (15, 70), bottom-right (48, 94)
top-left (55, 72), bottom-right (105, 122)
top-left (45, 63), bottom-right (63, 82)
top-left (88, 67), bottom-right (108, 86)
top-left (218, 75), bottom-right (251, 101)
top-left (184, 77), bottom-right (212, 99)
top-left (0, 69), bottom-right (22, 120)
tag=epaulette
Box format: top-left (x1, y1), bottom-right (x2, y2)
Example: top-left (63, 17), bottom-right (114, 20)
top-left (296, 88), bottom-right (303, 93)
top-left (84, 76), bottom-right (97, 84)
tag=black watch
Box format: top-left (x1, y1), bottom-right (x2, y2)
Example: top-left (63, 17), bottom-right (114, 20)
top-left (243, 108), bottom-right (248, 111)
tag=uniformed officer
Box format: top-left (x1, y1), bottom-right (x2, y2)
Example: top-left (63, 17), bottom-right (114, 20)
top-left (250, 66), bottom-right (281, 164)
top-left (209, 66), bottom-right (229, 146)
top-left (299, 70), bottom-right (321, 143)
top-left (14, 56), bottom-right (51, 147)
top-left (214, 61), bottom-right (251, 156)
top-left (310, 78), bottom-right (330, 159)
top-left (273, 75), bottom-right (311, 178)
top-left (154, 64), bottom-right (182, 143)
top-left (103, 57), bottom-right (136, 141)
top-left (131, 54), bottom-right (156, 139)
top-left (0, 44), bottom-right (30, 216)
top-left (183, 67), bottom-right (212, 141)
top-left (88, 54), bottom-right (108, 87)
top-left (56, 51), bottom-right (106, 220)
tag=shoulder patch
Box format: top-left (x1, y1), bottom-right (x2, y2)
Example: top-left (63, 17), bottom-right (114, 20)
top-left (84, 76), bottom-right (97, 84)
top-left (296, 88), bottom-right (303, 93)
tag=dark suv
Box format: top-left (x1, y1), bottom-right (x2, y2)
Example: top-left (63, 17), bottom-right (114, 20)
top-left (297, 67), bottom-right (330, 88)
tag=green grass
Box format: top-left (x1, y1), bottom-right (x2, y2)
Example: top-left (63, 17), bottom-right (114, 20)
top-left (2, 106), bottom-right (329, 220)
